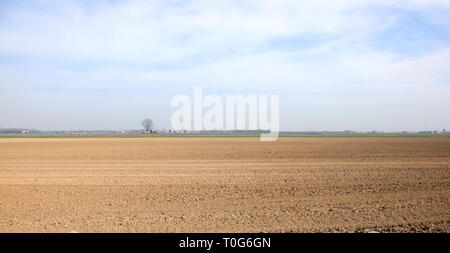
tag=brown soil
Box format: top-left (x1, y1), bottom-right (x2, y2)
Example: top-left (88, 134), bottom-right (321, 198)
top-left (0, 137), bottom-right (448, 232)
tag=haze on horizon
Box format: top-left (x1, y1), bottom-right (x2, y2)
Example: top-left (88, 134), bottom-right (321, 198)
top-left (1, 0), bottom-right (449, 132)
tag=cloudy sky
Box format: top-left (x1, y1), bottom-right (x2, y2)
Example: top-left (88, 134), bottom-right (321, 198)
top-left (0, 0), bottom-right (449, 131)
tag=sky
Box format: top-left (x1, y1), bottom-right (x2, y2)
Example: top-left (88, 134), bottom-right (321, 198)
top-left (0, 0), bottom-right (449, 132)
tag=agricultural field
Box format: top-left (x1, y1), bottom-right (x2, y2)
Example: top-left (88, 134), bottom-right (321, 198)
top-left (0, 137), bottom-right (448, 232)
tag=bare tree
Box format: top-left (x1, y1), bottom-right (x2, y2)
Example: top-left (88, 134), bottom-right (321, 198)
top-left (142, 119), bottom-right (154, 134)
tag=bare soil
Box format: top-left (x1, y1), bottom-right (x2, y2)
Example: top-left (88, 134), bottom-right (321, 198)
top-left (0, 137), bottom-right (448, 232)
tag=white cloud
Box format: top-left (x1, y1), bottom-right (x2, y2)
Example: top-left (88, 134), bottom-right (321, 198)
top-left (1, 0), bottom-right (443, 62)
top-left (0, 0), bottom-right (449, 131)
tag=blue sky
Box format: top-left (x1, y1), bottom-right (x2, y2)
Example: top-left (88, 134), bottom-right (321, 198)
top-left (0, 0), bottom-right (449, 131)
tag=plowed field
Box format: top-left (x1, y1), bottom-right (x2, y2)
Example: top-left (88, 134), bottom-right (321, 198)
top-left (0, 137), bottom-right (448, 232)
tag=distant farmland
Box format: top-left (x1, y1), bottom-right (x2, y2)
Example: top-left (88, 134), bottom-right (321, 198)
top-left (0, 133), bottom-right (449, 138)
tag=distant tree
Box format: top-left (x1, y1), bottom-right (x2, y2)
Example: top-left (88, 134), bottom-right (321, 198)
top-left (142, 119), bottom-right (154, 134)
